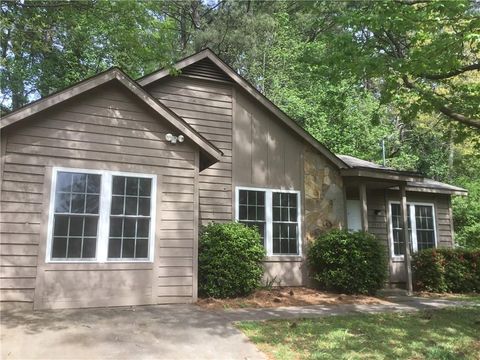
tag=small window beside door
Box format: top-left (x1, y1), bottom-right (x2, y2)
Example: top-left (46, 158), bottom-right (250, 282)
top-left (389, 203), bottom-right (436, 258)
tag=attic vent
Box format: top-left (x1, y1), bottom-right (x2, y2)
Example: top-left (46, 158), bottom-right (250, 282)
top-left (180, 58), bottom-right (232, 82)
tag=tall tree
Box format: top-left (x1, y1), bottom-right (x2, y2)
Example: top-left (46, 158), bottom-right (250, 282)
top-left (1, 0), bottom-right (177, 112)
top-left (302, 0), bottom-right (480, 128)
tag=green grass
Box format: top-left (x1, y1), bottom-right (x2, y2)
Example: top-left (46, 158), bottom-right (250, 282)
top-left (237, 307), bottom-right (480, 360)
top-left (437, 294), bottom-right (480, 304)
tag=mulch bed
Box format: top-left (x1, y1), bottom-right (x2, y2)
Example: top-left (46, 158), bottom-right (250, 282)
top-left (197, 286), bottom-right (393, 309)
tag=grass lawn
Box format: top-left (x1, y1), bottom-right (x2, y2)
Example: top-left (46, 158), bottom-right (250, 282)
top-left (429, 294), bottom-right (480, 304)
top-left (237, 307), bottom-right (480, 360)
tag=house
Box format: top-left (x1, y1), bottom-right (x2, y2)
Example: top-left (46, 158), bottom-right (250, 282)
top-left (0, 49), bottom-right (467, 310)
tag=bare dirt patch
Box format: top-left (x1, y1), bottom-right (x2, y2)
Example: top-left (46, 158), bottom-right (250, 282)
top-left (197, 287), bottom-right (393, 310)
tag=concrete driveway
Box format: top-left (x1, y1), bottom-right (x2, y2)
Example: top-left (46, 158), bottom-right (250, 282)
top-left (0, 304), bottom-right (265, 360)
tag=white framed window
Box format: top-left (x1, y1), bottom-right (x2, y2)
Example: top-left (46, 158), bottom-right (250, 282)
top-left (388, 201), bottom-right (437, 259)
top-left (235, 187), bottom-right (301, 256)
top-left (47, 167), bottom-right (156, 263)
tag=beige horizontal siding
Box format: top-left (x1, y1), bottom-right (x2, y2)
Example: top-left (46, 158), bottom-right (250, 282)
top-left (147, 76), bottom-right (233, 228)
top-left (1, 82), bottom-right (199, 309)
top-left (367, 190), bottom-right (455, 284)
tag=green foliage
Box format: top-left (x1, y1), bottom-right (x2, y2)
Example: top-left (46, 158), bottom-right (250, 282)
top-left (303, 0), bottom-right (480, 128)
top-left (452, 147), bottom-right (480, 249)
top-left (198, 222), bottom-right (265, 298)
top-left (238, 308), bottom-right (480, 360)
top-left (412, 248), bottom-right (480, 293)
top-left (1, 0), bottom-right (177, 111)
top-left (3, 1), bottom-right (479, 247)
top-left (307, 230), bottom-right (387, 295)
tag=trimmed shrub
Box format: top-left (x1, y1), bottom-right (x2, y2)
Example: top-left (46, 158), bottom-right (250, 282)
top-left (307, 230), bottom-right (388, 295)
top-left (198, 222), bottom-right (266, 298)
top-left (412, 248), bottom-right (480, 293)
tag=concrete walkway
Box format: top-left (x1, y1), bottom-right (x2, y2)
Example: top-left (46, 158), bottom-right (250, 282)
top-left (219, 296), bottom-right (478, 322)
top-left (1, 304), bottom-right (266, 360)
top-left (1, 297), bottom-right (476, 360)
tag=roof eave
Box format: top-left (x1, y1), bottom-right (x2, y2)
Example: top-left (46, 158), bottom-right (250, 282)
top-left (404, 186), bottom-right (468, 196)
top-left (341, 168), bottom-right (424, 182)
top-left (0, 68), bottom-right (223, 165)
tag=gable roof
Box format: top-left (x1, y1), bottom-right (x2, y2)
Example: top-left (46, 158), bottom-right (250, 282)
top-left (338, 155), bottom-right (467, 195)
top-left (0, 67), bottom-right (223, 167)
top-left (138, 48), bottom-right (349, 169)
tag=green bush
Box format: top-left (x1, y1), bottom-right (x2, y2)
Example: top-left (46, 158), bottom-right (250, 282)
top-left (412, 248), bottom-right (480, 293)
top-left (198, 222), bottom-right (266, 298)
top-left (307, 230), bottom-right (388, 295)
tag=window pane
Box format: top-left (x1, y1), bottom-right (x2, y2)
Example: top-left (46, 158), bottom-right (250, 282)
top-left (85, 195), bottom-right (99, 214)
top-left (84, 217), bottom-right (98, 237)
top-left (136, 239), bottom-right (149, 258)
top-left (138, 198), bottom-right (150, 216)
top-left (139, 178), bottom-right (151, 196)
top-left (289, 193), bottom-right (297, 207)
top-left (272, 192), bottom-right (299, 255)
top-left (56, 172), bottom-right (72, 192)
top-left (248, 191), bottom-right (256, 204)
top-left (257, 206), bottom-right (265, 221)
top-left (137, 219), bottom-right (150, 238)
top-left (70, 194), bottom-right (86, 213)
top-left (125, 197), bottom-right (137, 215)
top-left (69, 217), bottom-right (83, 237)
top-left (239, 205), bottom-right (247, 219)
top-left (248, 206), bottom-right (256, 220)
top-left (108, 239), bottom-right (121, 258)
top-left (273, 193), bottom-right (280, 207)
top-left (108, 175), bottom-right (153, 259)
top-left (112, 176), bottom-right (125, 195)
top-left (126, 177), bottom-right (139, 196)
top-left (53, 215), bottom-right (69, 236)
top-left (82, 238), bottom-right (96, 258)
top-left (122, 239), bottom-right (135, 258)
top-left (86, 174), bottom-right (101, 194)
top-left (52, 237), bottom-right (67, 258)
top-left (239, 190), bottom-right (247, 205)
top-left (415, 205), bottom-right (435, 251)
top-left (67, 238), bottom-right (82, 258)
top-left (52, 170), bottom-right (99, 265)
top-left (273, 206), bottom-right (280, 220)
top-left (55, 193), bottom-right (71, 213)
top-left (290, 207), bottom-right (297, 222)
top-left (111, 196), bottom-right (124, 215)
top-left (72, 173), bottom-right (87, 193)
top-left (123, 218), bottom-right (136, 238)
top-left (109, 218), bottom-right (123, 237)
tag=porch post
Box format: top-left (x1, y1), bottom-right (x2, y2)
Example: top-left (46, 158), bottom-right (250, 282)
top-left (359, 182), bottom-right (368, 232)
top-left (400, 183), bottom-right (413, 295)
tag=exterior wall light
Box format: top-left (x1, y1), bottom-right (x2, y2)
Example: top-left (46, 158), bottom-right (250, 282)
top-left (165, 133), bottom-right (185, 144)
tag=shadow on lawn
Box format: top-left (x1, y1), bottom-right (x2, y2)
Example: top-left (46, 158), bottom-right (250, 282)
top-left (239, 307), bottom-right (480, 359)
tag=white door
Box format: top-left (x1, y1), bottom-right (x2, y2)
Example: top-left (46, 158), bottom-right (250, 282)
top-left (347, 200), bottom-right (362, 232)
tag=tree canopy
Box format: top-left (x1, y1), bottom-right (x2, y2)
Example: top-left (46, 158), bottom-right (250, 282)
top-left (1, 0), bottom-right (479, 245)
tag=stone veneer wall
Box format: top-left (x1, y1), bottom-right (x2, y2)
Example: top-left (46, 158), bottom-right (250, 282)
top-left (304, 149), bottom-right (345, 244)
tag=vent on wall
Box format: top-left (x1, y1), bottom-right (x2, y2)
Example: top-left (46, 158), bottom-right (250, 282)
top-left (180, 58), bottom-right (233, 83)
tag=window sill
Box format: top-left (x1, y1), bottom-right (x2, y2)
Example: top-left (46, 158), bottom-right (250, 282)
top-left (264, 255), bottom-right (303, 262)
top-left (43, 262), bottom-right (154, 271)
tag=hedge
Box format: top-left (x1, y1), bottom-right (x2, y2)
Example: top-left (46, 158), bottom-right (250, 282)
top-left (412, 248), bottom-right (480, 293)
top-left (307, 230), bottom-right (387, 295)
top-left (198, 222), bottom-right (266, 298)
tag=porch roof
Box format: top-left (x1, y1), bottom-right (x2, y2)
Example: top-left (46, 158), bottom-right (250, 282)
top-left (338, 155), bottom-right (467, 196)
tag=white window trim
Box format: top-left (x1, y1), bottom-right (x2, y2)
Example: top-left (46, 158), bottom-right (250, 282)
top-left (46, 167), bottom-right (156, 263)
top-left (388, 201), bottom-right (437, 261)
top-left (235, 186), bottom-right (302, 257)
